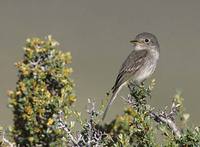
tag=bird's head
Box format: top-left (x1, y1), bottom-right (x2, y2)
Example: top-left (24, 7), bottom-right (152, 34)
top-left (130, 32), bottom-right (160, 52)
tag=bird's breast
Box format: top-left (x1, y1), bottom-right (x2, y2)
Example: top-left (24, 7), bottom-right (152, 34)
top-left (134, 50), bottom-right (159, 82)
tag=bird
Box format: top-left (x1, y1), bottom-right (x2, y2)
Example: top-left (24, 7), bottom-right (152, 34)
top-left (102, 32), bottom-right (160, 121)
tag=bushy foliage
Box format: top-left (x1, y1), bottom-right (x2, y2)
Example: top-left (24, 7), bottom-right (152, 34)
top-left (50, 80), bottom-right (200, 146)
top-left (101, 82), bottom-right (156, 146)
top-left (1, 36), bottom-right (200, 146)
top-left (100, 82), bottom-right (200, 146)
top-left (8, 36), bottom-right (76, 146)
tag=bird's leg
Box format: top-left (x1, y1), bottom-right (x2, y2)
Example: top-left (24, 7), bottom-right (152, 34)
top-left (140, 80), bottom-right (152, 99)
top-left (141, 81), bottom-right (145, 86)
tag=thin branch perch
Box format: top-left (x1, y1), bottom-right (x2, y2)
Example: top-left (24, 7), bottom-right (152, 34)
top-left (121, 90), bottom-right (182, 139)
top-left (150, 111), bottom-right (181, 138)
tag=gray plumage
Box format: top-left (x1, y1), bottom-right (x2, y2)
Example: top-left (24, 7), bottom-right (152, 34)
top-left (102, 32), bottom-right (160, 121)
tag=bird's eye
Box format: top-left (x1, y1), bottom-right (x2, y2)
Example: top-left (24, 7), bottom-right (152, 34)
top-left (144, 39), bottom-right (150, 43)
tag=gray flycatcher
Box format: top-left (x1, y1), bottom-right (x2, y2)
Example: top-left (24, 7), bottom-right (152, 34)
top-left (102, 32), bottom-right (160, 120)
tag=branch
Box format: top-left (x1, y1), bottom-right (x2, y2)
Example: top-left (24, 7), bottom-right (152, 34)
top-left (1, 131), bottom-right (15, 147)
top-left (121, 90), bottom-right (182, 138)
top-left (150, 112), bottom-right (181, 138)
top-left (55, 100), bottom-right (104, 147)
top-left (56, 111), bottom-right (79, 146)
top-left (86, 99), bottom-right (103, 147)
top-left (149, 98), bottom-right (181, 138)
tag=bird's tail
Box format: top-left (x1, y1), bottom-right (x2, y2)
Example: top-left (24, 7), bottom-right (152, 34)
top-left (102, 88), bottom-right (120, 121)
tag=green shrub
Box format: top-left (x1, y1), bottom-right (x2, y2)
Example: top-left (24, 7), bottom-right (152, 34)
top-left (8, 36), bottom-right (76, 146)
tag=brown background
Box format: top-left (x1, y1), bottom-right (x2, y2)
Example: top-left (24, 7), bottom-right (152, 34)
top-left (0, 0), bottom-right (200, 126)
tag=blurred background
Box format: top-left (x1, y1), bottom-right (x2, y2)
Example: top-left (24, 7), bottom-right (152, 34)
top-left (0, 0), bottom-right (200, 126)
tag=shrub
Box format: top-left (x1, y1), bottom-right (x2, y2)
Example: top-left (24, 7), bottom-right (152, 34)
top-left (8, 36), bottom-right (76, 146)
top-left (1, 36), bottom-right (199, 147)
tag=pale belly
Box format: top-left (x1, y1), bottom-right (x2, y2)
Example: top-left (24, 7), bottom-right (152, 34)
top-left (134, 61), bottom-right (157, 82)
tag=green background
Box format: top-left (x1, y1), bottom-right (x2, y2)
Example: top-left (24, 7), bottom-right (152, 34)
top-left (0, 0), bottom-right (200, 126)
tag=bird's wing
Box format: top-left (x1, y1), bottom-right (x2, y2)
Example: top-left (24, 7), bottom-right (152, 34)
top-left (112, 50), bottom-right (148, 93)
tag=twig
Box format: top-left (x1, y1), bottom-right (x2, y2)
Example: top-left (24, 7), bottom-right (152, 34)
top-left (150, 112), bottom-right (181, 138)
top-left (120, 95), bottom-right (136, 105)
top-left (56, 100), bottom-right (104, 147)
top-left (56, 111), bottom-right (79, 146)
top-left (86, 99), bottom-right (103, 147)
top-left (2, 131), bottom-right (15, 147)
top-left (122, 89), bottom-right (182, 138)
top-left (87, 101), bottom-right (94, 147)
top-left (149, 98), bottom-right (182, 138)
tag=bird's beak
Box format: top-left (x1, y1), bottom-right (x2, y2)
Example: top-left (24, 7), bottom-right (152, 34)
top-left (130, 40), bottom-right (140, 45)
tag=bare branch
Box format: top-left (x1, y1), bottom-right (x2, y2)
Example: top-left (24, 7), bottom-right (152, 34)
top-left (56, 111), bottom-right (79, 146)
top-left (150, 112), bottom-right (181, 138)
top-left (55, 100), bottom-right (104, 147)
top-left (149, 98), bottom-right (182, 138)
top-left (122, 89), bottom-right (182, 138)
top-left (1, 131), bottom-right (15, 147)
